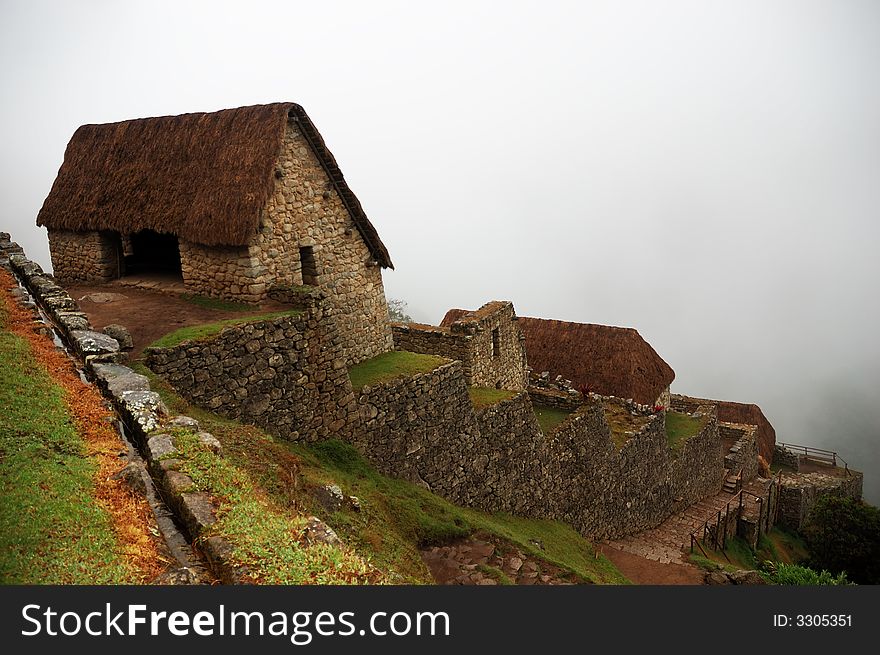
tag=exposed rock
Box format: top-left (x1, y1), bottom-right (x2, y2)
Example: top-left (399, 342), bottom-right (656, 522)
top-left (197, 431), bottom-right (223, 455)
top-left (302, 516), bottom-right (343, 547)
top-left (150, 567), bottom-right (201, 586)
top-left (315, 483), bottom-right (345, 513)
top-left (103, 323), bottom-right (133, 350)
top-left (79, 292), bottom-right (128, 303)
top-left (729, 570), bottom-right (767, 585)
top-left (170, 415), bottom-right (200, 431)
top-left (120, 390), bottom-right (167, 435)
top-left (179, 492), bottom-right (218, 536)
top-left (705, 571), bottom-right (730, 585)
top-left (147, 434), bottom-right (177, 461)
top-left (110, 462), bottom-right (148, 495)
top-left (70, 329), bottom-right (120, 357)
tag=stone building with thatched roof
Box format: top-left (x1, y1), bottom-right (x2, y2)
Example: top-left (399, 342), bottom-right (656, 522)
top-left (513, 316), bottom-right (675, 406)
top-left (36, 102), bottom-right (394, 364)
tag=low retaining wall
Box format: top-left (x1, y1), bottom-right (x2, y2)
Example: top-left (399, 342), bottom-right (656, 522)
top-left (144, 296), bottom-right (358, 442)
top-left (777, 471), bottom-right (863, 532)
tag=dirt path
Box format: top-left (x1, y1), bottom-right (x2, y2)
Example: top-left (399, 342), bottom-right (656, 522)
top-left (598, 545), bottom-right (705, 585)
top-left (65, 283), bottom-right (288, 357)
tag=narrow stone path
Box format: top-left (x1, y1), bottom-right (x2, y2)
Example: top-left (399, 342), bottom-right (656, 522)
top-left (607, 478), bottom-right (770, 565)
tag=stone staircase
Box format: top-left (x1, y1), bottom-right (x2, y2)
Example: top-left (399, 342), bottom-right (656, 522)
top-left (607, 479), bottom-right (771, 566)
top-left (722, 468), bottom-right (741, 494)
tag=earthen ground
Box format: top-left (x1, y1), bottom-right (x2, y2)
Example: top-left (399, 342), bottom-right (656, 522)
top-left (65, 281), bottom-right (289, 358)
top-left (421, 532), bottom-right (580, 585)
top-left (598, 545), bottom-right (705, 585)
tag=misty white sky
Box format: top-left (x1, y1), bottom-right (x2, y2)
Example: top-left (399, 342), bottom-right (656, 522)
top-left (2, 0), bottom-right (878, 500)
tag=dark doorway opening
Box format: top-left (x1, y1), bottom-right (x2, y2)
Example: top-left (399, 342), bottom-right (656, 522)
top-left (123, 230), bottom-right (182, 278)
top-left (300, 246), bottom-right (318, 285)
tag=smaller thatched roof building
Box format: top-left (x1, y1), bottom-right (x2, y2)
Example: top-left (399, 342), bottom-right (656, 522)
top-left (504, 316), bottom-right (675, 406)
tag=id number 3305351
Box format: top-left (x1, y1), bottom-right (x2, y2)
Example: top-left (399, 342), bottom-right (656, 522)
top-left (773, 614), bottom-right (852, 628)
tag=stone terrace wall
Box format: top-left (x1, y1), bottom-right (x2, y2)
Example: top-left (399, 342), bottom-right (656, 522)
top-left (721, 422), bottom-right (760, 482)
top-left (348, 374), bottom-right (724, 540)
top-left (144, 295), bottom-right (358, 442)
top-left (392, 301), bottom-right (528, 392)
top-left (48, 229), bottom-right (118, 283)
top-left (777, 471), bottom-right (863, 532)
top-left (348, 361), bottom-right (482, 490)
top-left (392, 322), bottom-right (469, 363)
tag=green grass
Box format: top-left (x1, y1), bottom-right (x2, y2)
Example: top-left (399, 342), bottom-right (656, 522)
top-left (468, 387), bottom-right (516, 408)
top-left (533, 404), bottom-right (574, 435)
top-left (137, 365), bottom-right (628, 585)
top-left (477, 564), bottom-right (514, 585)
top-left (168, 430), bottom-right (377, 584)
top-left (0, 304), bottom-right (134, 583)
top-left (689, 536), bottom-right (758, 573)
top-left (348, 351), bottom-right (447, 391)
top-left (148, 310), bottom-right (300, 349)
top-left (665, 411), bottom-right (705, 450)
top-left (756, 527), bottom-right (809, 565)
top-left (602, 402), bottom-right (652, 448)
top-left (180, 294), bottom-right (256, 312)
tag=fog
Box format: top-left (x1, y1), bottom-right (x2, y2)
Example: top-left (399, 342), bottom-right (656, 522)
top-left (2, 1), bottom-right (878, 502)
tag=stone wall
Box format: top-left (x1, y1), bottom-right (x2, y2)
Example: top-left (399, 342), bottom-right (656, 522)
top-left (254, 120), bottom-right (393, 365)
top-left (392, 322), bottom-right (469, 363)
top-left (48, 229), bottom-right (119, 283)
top-left (721, 422), bottom-right (760, 482)
top-left (346, 370), bottom-right (724, 540)
top-left (179, 240), bottom-right (267, 304)
top-left (348, 361), bottom-right (482, 490)
top-left (776, 471), bottom-right (864, 532)
top-left (392, 301), bottom-right (528, 391)
top-left (527, 371), bottom-right (583, 410)
top-left (144, 293), bottom-right (358, 442)
top-left (773, 444), bottom-right (801, 471)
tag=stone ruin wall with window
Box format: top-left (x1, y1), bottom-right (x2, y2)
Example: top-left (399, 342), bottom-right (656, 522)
top-left (178, 119), bottom-right (393, 365)
top-left (391, 301), bottom-right (528, 391)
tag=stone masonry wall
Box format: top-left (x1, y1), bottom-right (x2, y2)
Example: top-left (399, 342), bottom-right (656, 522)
top-left (346, 370), bottom-right (724, 540)
top-left (48, 229), bottom-right (119, 283)
top-left (392, 323), bottom-right (470, 363)
top-left (721, 423), bottom-right (760, 482)
top-left (157, 118), bottom-right (392, 364)
top-left (179, 240), bottom-right (267, 304)
top-left (392, 301), bottom-right (528, 392)
top-left (255, 120), bottom-right (393, 365)
top-left (348, 361), bottom-right (483, 490)
top-left (144, 294), bottom-right (358, 442)
top-left (777, 471), bottom-right (863, 532)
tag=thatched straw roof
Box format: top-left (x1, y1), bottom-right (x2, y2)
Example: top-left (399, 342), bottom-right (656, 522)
top-left (513, 316), bottom-right (675, 405)
top-left (36, 102), bottom-right (392, 267)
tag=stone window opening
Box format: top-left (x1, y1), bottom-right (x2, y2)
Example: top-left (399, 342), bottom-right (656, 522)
top-left (492, 327), bottom-right (501, 358)
top-left (300, 246), bottom-right (318, 285)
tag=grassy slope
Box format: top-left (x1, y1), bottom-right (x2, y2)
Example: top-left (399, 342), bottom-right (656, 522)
top-left (149, 310), bottom-right (300, 349)
top-left (665, 411), bottom-right (705, 450)
top-left (532, 404), bottom-right (573, 434)
top-left (468, 387), bottom-right (516, 408)
top-left (0, 304), bottom-right (133, 583)
top-left (348, 351), bottom-right (448, 391)
top-left (691, 528), bottom-right (809, 574)
top-left (138, 365), bottom-right (628, 584)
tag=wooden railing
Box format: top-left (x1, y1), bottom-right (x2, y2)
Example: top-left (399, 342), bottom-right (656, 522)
top-left (777, 442), bottom-right (850, 476)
